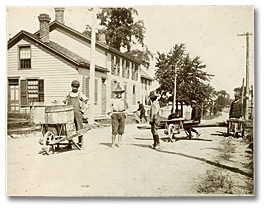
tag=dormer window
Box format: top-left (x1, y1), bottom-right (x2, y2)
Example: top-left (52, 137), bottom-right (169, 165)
top-left (19, 46), bottom-right (31, 69)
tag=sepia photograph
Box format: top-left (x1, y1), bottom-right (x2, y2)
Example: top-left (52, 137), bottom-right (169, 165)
top-left (5, 5), bottom-right (254, 197)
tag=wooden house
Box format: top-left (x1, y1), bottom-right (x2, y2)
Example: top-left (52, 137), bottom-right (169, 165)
top-left (7, 8), bottom-right (153, 118)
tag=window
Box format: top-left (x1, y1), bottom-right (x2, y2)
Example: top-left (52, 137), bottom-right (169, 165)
top-left (116, 57), bottom-right (120, 76)
top-left (19, 46), bottom-right (31, 69)
top-left (122, 60), bottom-right (126, 77)
top-left (132, 64), bottom-right (139, 81)
top-left (20, 79), bottom-right (44, 106)
top-left (126, 61), bottom-right (130, 78)
top-left (111, 55), bottom-right (116, 75)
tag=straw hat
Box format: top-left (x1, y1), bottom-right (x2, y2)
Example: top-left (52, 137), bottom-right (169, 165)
top-left (149, 90), bottom-right (158, 98)
top-left (113, 85), bottom-right (125, 93)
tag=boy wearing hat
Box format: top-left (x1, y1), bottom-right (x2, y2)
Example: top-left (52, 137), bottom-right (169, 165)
top-left (184, 100), bottom-right (201, 139)
top-left (63, 80), bottom-right (89, 149)
top-left (229, 91), bottom-right (243, 119)
top-left (108, 84), bottom-right (129, 148)
top-left (149, 90), bottom-right (160, 149)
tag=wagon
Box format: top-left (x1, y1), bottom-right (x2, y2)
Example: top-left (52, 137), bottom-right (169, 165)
top-left (161, 118), bottom-right (228, 142)
top-left (226, 118), bottom-right (245, 138)
top-left (32, 105), bottom-right (90, 155)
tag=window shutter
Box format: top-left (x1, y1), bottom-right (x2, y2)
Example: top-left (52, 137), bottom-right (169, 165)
top-left (20, 80), bottom-right (27, 106)
top-left (38, 79), bottom-right (44, 102)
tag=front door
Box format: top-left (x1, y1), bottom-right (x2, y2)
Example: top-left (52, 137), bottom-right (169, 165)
top-left (8, 79), bottom-right (20, 112)
top-left (101, 78), bottom-right (106, 115)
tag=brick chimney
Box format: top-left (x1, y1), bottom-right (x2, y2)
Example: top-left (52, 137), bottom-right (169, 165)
top-left (54, 7), bottom-right (65, 24)
top-left (38, 13), bottom-right (51, 43)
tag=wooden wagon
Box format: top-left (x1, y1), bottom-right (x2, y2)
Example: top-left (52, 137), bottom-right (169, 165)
top-left (33, 105), bottom-right (90, 155)
top-left (226, 118), bottom-right (245, 138)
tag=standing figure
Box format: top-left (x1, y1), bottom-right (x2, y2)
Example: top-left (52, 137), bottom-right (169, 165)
top-left (228, 90), bottom-right (243, 136)
top-left (109, 84), bottom-right (129, 148)
top-left (149, 90), bottom-right (160, 149)
top-left (185, 100), bottom-right (201, 139)
top-left (229, 91), bottom-right (243, 119)
top-left (136, 101), bottom-right (147, 123)
top-left (64, 80), bottom-right (89, 149)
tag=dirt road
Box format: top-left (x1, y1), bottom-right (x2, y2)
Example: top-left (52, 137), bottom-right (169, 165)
top-left (6, 113), bottom-right (253, 196)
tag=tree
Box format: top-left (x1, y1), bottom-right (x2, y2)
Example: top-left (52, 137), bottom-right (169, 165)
top-left (215, 90), bottom-right (230, 112)
top-left (155, 44), bottom-right (214, 115)
top-left (94, 7), bottom-right (146, 52)
top-left (125, 46), bottom-right (154, 68)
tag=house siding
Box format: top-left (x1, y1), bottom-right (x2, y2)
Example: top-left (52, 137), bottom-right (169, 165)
top-left (7, 38), bottom-right (79, 106)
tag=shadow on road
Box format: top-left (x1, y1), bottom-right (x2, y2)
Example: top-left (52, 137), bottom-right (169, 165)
top-left (132, 143), bottom-right (152, 149)
top-left (133, 144), bottom-right (253, 178)
top-left (100, 143), bottom-right (112, 148)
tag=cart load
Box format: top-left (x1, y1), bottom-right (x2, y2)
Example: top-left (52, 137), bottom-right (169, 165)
top-left (32, 105), bottom-right (90, 155)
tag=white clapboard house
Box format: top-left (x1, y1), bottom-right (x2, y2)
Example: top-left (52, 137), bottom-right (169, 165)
top-left (7, 8), bottom-right (153, 118)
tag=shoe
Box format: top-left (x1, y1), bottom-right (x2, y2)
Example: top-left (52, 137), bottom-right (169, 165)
top-left (154, 144), bottom-right (161, 150)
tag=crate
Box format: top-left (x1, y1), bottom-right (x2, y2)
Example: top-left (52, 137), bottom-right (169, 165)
top-left (33, 105), bottom-right (74, 124)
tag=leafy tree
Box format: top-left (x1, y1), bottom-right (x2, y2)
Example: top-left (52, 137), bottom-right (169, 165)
top-left (95, 7), bottom-right (146, 51)
top-left (155, 44), bottom-right (214, 115)
top-left (125, 46), bottom-right (154, 68)
top-left (215, 90), bottom-right (230, 112)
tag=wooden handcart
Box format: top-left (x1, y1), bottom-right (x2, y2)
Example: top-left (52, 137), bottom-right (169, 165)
top-left (163, 118), bottom-right (187, 142)
top-left (226, 118), bottom-right (245, 138)
top-left (33, 105), bottom-right (90, 155)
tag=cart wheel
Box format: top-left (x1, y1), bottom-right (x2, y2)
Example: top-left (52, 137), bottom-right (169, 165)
top-left (168, 124), bottom-right (175, 142)
top-left (43, 131), bottom-right (55, 155)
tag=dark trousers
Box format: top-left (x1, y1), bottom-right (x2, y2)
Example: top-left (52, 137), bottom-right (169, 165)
top-left (184, 121), bottom-right (200, 139)
top-left (140, 111), bottom-right (147, 122)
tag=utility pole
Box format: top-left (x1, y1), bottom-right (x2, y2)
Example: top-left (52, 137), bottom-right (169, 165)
top-left (88, 7), bottom-right (98, 124)
top-left (238, 32), bottom-right (253, 120)
top-left (173, 65), bottom-right (177, 114)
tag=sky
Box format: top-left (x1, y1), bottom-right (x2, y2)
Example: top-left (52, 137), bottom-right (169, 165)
top-left (6, 5), bottom-right (254, 97)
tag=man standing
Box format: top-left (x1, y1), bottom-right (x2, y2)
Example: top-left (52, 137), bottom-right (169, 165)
top-left (185, 100), bottom-right (201, 139)
top-left (136, 101), bottom-right (147, 123)
top-left (149, 90), bottom-right (160, 149)
top-left (109, 84), bottom-right (129, 148)
top-left (229, 91), bottom-right (243, 119)
top-left (64, 80), bottom-right (89, 149)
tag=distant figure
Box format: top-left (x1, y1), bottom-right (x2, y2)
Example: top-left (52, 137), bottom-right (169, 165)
top-left (184, 100), bottom-right (201, 139)
top-left (149, 90), bottom-right (160, 149)
top-left (136, 101), bottom-right (147, 123)
top-left (63, 80), bottom-right (89, 149)
top-left (229, 91), bottom-right (243, 119)
top-left (108, 84), bottom-right (129, 148)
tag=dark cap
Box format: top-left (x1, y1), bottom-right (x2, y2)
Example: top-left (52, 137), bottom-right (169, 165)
top-left (71, 80), bottom-right (80, 87)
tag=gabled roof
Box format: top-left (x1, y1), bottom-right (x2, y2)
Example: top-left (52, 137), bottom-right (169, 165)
top-left (34, 21), bottom-right (143, 65)
top-left (141, 70), bottom-right (153, 81)
top-left (7, 30), bottom-right (108, 72)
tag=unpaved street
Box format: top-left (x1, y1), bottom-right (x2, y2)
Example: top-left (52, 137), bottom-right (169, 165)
top-left (6, 113), bottom-right (253, 196)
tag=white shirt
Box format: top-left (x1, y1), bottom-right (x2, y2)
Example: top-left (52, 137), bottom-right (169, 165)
top-left (110, 98), bottom-right (128, 112)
